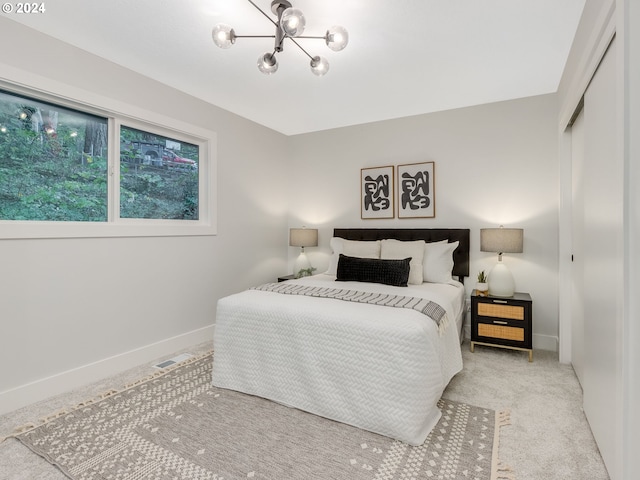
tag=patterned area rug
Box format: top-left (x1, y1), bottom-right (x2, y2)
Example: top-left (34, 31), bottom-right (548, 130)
top-left (8, 352), bottom-right (512, 480)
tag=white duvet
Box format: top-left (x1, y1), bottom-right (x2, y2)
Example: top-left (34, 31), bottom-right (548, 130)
top-left (212, 274), bottom-right (464, 446)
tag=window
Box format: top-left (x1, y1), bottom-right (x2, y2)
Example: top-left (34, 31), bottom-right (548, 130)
top-left (120, 126), bottom-right (199, 220)
top-left (0, 86), bottom-right (216, 238)
top-left (0, 90), bottom-right (108, 222)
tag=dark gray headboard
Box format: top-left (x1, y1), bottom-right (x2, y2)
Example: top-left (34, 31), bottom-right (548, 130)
top-left (333, 228), bottom-right (470, 282)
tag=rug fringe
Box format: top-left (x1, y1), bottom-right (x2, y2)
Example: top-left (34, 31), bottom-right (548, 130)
top-left (493, 462), bottom-right (516, 480)
top-left (490, 409), bottom-right (514, 480)
top-left (40, 408), bottom-right (71, 423)
top-left (1, 350), bottom-right (213, 443)
top-left (497, 409), bottom-right (511, 428)
top-left (0, 422), bottom-right (37, 444)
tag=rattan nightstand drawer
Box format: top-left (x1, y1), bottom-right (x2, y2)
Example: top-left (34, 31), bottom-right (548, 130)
top-left (478, 323), bottom-right (524, 341)
top-left (477, 303), bottom-right (524, 320)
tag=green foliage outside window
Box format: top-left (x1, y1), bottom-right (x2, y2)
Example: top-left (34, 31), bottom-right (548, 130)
top-left (119, 126), bottom-right (199, 220)
top-left (0, 90), bottom-right (200, 222)
top-left (0, 92), bottom-right (108, 221)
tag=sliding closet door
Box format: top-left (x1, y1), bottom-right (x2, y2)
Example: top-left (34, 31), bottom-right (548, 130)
top-left (570, 108), bottom-right (585, 387)
top-left (581, 37), bottom-right (622, 477)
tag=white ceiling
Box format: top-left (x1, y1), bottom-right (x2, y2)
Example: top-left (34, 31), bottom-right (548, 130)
top-left (8, 0), bottom-right (586, 136)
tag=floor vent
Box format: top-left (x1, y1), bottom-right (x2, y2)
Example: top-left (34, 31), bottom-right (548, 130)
top-left (153, 353), bottom-right (193, 369)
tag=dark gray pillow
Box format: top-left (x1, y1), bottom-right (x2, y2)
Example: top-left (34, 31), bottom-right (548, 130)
top-left (336, 254), bottom-right (411, 287)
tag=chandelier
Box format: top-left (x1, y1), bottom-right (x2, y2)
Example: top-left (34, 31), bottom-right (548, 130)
top-left (212, 0), bottom-right (349, 76)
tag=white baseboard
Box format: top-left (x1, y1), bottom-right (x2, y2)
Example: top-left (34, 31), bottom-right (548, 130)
top-left (0, 325), bottom-right (214, 416)
top-left (532, 334), bottom-right (559, 353)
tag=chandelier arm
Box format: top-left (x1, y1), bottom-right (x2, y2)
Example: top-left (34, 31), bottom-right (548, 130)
top-left (293, 36), bottom-right (326, 40)
top-left (266, 49), bottom-right (278, 63)
top-left (247, 0), bottom-right (278, 27)
top-left (233, 35), bottom-right (277, 39)
top-left (287, 37), bottom-right (314, 61)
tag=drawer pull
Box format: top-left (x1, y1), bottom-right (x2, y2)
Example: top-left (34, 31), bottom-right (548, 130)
top-left (493, 320), bottom-right (508, 325)
top-left (493, 300), bottom-right (508, 304)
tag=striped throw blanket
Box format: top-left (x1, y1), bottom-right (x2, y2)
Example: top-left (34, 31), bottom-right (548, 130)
top-left (253, 282), bottom-right (449, 334)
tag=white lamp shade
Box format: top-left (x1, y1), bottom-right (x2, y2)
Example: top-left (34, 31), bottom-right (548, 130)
top-left (289, 228), bottom-right (318, 247)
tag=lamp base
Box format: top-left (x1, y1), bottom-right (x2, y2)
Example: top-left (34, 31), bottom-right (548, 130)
top-left (488, 262), bottom-right (515, 297)
top-left (293, 252), bottom-right (311, 277)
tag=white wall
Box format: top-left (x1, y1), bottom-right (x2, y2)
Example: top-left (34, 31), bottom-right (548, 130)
top-left (0, 19), bottom-right (289, 414)
top-left (287, 95), bottom-right (560, 350)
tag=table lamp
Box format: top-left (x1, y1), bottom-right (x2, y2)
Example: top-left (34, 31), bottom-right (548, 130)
top-left (480, 226), bottom-right (523, 297)
top-left (289, 227), bottom-right (318, 277)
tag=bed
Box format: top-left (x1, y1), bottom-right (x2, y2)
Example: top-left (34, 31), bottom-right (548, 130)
top-left (212, 228), bottom-right (470, 446)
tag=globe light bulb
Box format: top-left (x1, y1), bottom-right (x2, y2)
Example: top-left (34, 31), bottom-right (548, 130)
top-left (326, 25), bottom-right (349, 51)
top-left (257, 53), bottom-right (279, 75)
top-left (280, 7), bottom-right (305, 37)
top-left (310, 56), bottom-right (329, 76)
top-left (212, 24), bottom-right (236, 49)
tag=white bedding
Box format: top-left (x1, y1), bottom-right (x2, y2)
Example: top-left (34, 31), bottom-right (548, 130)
top-left (212, 274), bottom-right (464, 445)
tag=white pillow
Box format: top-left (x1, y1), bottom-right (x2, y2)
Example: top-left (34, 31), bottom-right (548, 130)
top-left (325, 238), bottom-right (381, 276)
top-left (423, 240), bottom-right (459, 283)
top-left (380, 239), bottom-right (426, 285)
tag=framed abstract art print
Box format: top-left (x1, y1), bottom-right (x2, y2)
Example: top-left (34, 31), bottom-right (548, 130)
top-left (397, 161), bottom-right (435, 218)
top-left (361, 165), bottom-right (394, 219)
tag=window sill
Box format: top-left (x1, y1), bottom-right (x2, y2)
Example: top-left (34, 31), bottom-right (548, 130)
top-left (0, 221), bottom-right (217, 240)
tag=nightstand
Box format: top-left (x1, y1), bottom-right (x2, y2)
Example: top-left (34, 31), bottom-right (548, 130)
top-left (470, 291), bottom-right (533, 362)
top-left (277, 274), bottom-right (296, 282)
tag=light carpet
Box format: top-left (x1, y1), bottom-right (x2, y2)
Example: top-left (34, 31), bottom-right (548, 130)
top-left (6, 352), bottom-right (512, 480)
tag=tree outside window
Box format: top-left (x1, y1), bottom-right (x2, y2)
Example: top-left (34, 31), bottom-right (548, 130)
top-left (0, 90), bottom-right (202, 224)
top-left (120, 126), bottom-right (199, 220)
top-left (0, 90), bottom-right (108, 221)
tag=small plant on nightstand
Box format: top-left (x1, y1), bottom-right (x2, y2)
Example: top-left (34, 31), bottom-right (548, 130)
top-left (476, 270), bottom-right (489, 296)
top-left (295, 267), bottom-right (317, 279)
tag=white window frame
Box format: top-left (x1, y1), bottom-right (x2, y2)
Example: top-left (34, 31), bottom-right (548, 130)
top-left (0, 81), bottom-right (217, 239)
